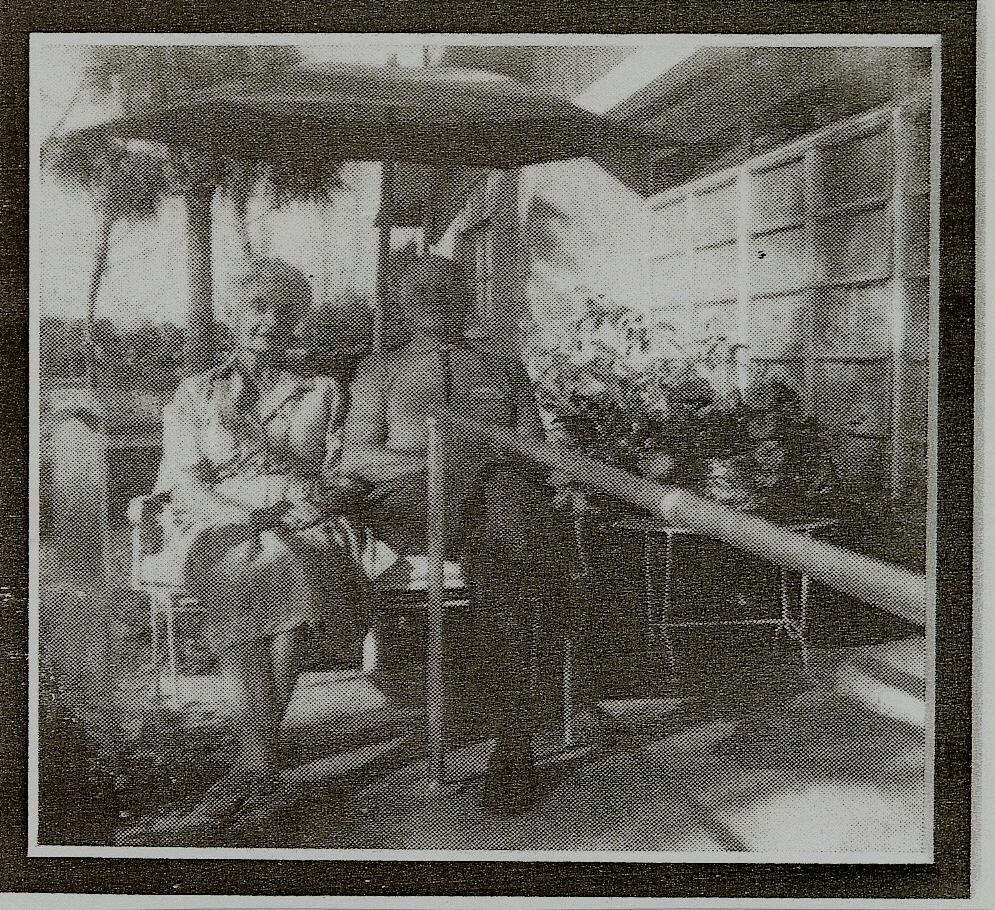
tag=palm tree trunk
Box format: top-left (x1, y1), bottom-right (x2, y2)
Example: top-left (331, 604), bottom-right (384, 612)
top-left (374, 161), bottom-right (394, 354)
top-left (85, 197), bottom-right (115, 388)
top-left (183, 186), bottom-right (215, 373)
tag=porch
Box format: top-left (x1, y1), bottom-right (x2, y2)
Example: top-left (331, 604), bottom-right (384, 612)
top-left (35, 38), bottom-right (932, 856)
top-left (99, 627), bottom-right (926, 852)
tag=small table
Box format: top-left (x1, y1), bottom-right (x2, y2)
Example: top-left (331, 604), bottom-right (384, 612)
top-left (613, 515), bottom-right (837, 676)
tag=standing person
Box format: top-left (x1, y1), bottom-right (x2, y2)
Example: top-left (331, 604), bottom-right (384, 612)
top-left (339, 253), bottom-right (582, 816)
top-left (135, 256), bottom-right (371, 838)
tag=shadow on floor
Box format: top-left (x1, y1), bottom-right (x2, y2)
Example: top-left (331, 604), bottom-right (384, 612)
top-left (104, 628), bottom-right (927, 854)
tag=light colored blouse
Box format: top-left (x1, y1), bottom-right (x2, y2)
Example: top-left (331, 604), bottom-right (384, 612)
top-left (154, 361), bottom-right (345, 511)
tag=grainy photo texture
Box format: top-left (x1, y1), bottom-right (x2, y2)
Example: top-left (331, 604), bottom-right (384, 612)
top-left (28, 34), bottom-right (937, 863)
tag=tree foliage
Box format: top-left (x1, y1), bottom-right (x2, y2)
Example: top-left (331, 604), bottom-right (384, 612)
top-left (41, 44), bottom-right (350, 375)
top-left (40, 314), bottom-right (186, 383)
top-left (46, 45), bottom-right (346, 213)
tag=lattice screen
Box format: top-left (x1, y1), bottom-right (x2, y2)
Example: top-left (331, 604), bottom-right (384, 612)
top-left (643, 99), bottom-right (932, 494)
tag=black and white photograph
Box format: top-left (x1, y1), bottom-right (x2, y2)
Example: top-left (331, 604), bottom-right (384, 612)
top-left (0, 4), bottom-right (982, 905)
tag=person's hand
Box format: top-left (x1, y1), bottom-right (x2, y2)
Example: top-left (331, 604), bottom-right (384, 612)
top-left (637, 452), bottom-right (677, 482)
top-left (548, 470), bottom-right (580, 510)
top-left (280, 501), bottom-right (325, 531)
top-left (548, 470), bottom-right (572, 487)
top-left (246, 501), bottom-right (294, 532)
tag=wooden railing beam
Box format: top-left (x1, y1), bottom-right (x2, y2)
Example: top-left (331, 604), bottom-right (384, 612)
top-left (452, 416), bottom-right (927, 626)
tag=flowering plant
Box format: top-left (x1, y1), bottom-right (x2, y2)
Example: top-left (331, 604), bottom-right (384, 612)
top-left (528, 293), bottom-right (838, 517)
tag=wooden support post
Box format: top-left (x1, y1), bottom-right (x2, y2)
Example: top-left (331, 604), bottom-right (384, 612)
top-left (183, 186), bottom-right (215, 374)
top-left (425, 416), bottom-right (447, 791)
top-left (374, 162), bottom-right (395, 354)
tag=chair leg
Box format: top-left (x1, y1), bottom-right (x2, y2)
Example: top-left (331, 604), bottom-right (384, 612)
top-left (362, 625), bottom-right (381, 673)
top-left (149, 590), bottom-right (162, 705)
top-left (164, 592), bottom-right (180, 710)
top-left (529, 610), bottom-right (540, 706)
top-left (562, 636), bottom-right (575, 748)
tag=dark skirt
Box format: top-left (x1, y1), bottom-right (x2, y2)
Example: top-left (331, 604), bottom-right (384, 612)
top-left (178, 519), bottom-right (369, 654)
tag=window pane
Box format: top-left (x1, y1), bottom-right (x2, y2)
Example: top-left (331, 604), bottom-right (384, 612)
top-left (903, 195), bottom-right (930, 277)
top-left (819, 123), bottom-right (893, 210)
top-left (813, 359), bottom-right (893, 436)
top-left (750, 156), bottom-right (806, 233)
top-left (748, 293), bottom-right (811, 358)
top-left (901, 112), bottom-right (931, 190)
top-left (648, 197), bottom-right (688, 256)
top-left (817, 205), bottom-right (893, 284)
top-left (692, 177), bottom-right (738, 248)
top-left (750, 226), bottom-right (812, 296)
top-left (904, 278), bottom-right (929, 360)
top-left (692, 241), bottom-right (738, 302)
top-left (813, 282), bottom-right (894, 358)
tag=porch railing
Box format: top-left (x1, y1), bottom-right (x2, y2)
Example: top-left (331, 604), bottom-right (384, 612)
top-left (43, 404), bottom-right (928, 757)
top-left (444, 415), bottom-right (927, 627)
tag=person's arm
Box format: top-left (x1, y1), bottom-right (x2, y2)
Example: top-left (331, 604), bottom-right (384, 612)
top-left (503, 357), bottom-right (582, 499)
top-left (277, 377), bottom-right (355, 529)
top-left (336, 354), bottom-right (426, 485)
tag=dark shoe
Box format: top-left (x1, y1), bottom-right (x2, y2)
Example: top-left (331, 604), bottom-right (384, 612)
top-left (480, 738), bottom-right (539, 817)
top-left (571, 706), bottom-right (638, 750)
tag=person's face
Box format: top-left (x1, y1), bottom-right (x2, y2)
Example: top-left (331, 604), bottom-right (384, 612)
top-left (233, 280), bottom-right (301, 354)
top-left (399, 259), bottom-right (470, 341)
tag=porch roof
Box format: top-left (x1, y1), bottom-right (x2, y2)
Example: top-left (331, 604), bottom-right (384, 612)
top-left (406, 45), bottom-right (933, 238)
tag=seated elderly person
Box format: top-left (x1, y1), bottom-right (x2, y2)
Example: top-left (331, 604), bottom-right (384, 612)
top-left (145, 256), bottom-right (370, 833)
top-left (340, 253), bottom-right (603, 816)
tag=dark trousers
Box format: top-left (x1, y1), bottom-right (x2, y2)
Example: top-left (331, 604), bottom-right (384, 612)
top-left (363, 462), bottom-right (579, 735)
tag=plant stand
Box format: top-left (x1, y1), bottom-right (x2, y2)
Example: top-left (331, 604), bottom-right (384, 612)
top-left (611, 515), bottom-right (837, 682)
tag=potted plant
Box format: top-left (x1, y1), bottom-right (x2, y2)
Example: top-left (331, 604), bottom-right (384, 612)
top-left (528, 295), bottom-right (838, 521)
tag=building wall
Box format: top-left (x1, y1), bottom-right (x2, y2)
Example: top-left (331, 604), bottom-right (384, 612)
top-left (641, 99), bottom-right (931, 493)
top-left (440, 45), bottom-right (633, 100)
top-left (434, 97), bottom-right (932, 496)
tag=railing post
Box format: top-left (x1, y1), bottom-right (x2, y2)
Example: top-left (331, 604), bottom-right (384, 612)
top-left (425, 415), bottom-right (447, 791)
